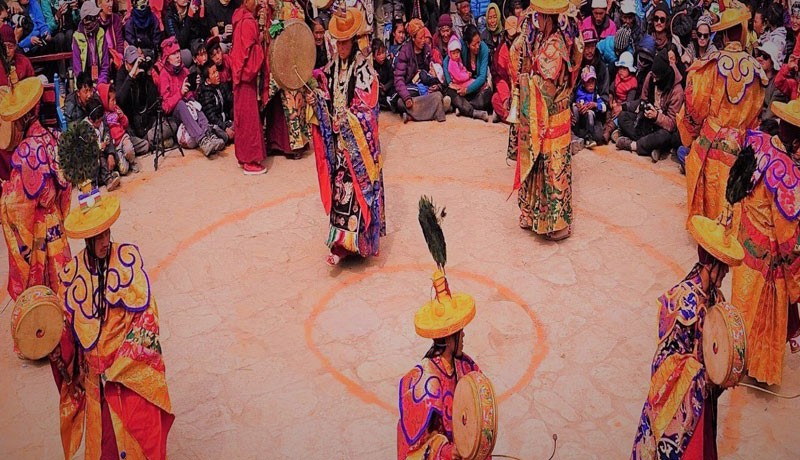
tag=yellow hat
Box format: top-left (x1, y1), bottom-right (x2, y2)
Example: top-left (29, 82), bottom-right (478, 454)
top-left (64, 194), bottom-right (121, 239)
top-left (0, 77), bottom-right (43, 122)
top-left (530, 0), bottom-right (569, 14)
top-left (505, 16), bottom-right (520, 36)
top-left (710, 5), bottom-right (750, 33)
top-left (328, 7), bottom-right (364, 41)
top-left (771, 99), bottom-right (800, 128)
top-left (687, 215), bottom-right (744, 267)
top-left (414, 270), bottom-right (476, 339)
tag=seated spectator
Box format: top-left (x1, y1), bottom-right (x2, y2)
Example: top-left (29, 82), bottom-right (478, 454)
top-left (207, 35), bottom-right (232, 86)
top-left (98, 0), bottom-right (123, 70)
top-left (312, 17), bottom-right (331, 69)
top-left (386, 18), bottom-right (405, 63)
top-left (98, 82), bottom-right (141, 175)
top-left (597, 25), bottom-right (633, 73)
top-left (666, 42), bottom-right (687, 82)
top-left (572, 65), bottom-right (607, 147)
top-left (453, 0), bottom-right (476, 38)
top-left (447, 35), bottom-right (474, 91)
top-left (580, 28), bottom-right (610, 104)
top-left (72, 1), bottom-right (110, 83)
top-left (421, 26), bottom-right (444, 82)
top-left (471, 0), bottom-right (491, 33)
top-left (444, 24), bottom-right (492, 121)
top-left (0, 24), bottom-right (33, 85)
top-left (669, 9), bottom-right (693, 71)
top-left (65, 71), bottom-right (96, 126)
top-left (583, 0), bottom-right (616, 40)
top-left (394, 18), bottom-right (446, 123)
top-left (158, 36), bottom-right (226, 157)
top-left (790, 2), bottom-right (800, 58)
top-left (634, 34), bottom-right (655, 98)
top-left (116, 45), bottom-right (160, 146)
top-left (205, 0), bottom-right (238, 52)
top-left (188, 37), bottom-right (206, 74)
top-left (432, 14), bottom-right (452, 65)
top-left (502, 0), bottom-right (523, 20)
top-left (648, 3), bottom-right (671, 53)
top-left (480, 2), bottom-right (502, 53)
top-left (37, 0), bottom-right (75, 53)
top-left (687, 15), bottom-right (716, 61)
top-left (197, 61), bottom-right (234, 144)
top-left (16, 0), bottom-right (51, 55)
top-left (163, 0), bottom-right (205, 65)
top-left (84, 97), bottom-right (121, 191)
top-left (404, 0), bottom-right (437, 33)
top-left (373, 38), bottom-right (397, 111)
top-left (755, 3), bottom-right (787, 64)
top-left (616, 50), bottom-right (684, 162)
top-left (616, 0), bottom-right (645, 46)
top-left (491, 15), bottom-right (518, 123)
top-left (603, 51), bottom-right (637, 143)
top-left (776, 48), bottom-right (800, 101)
top-left (756, 39), bottom-right (788, 122)
top-left (124, 0), bottom-right (162, 58)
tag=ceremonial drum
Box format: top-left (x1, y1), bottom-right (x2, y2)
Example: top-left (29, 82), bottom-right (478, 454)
top-left (703, 302), bottom-right (747, 388)
top-left (11, 286), bottom-right (64, 360)
top-left (269, 20), bottom-right (316, 91)
top-left (453, 371), bottom-right (498, 460)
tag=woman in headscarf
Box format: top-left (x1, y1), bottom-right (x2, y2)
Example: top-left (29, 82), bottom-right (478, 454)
top-left (309, 7), bottom-right (385, 266)
top-left (511, 0), bottom-right (582, 240)
top-left (480, 3), bottom-right (503, 53)
top-left (444, 24), bottom-right (493, 121)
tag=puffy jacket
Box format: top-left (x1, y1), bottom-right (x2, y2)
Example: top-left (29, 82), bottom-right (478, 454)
top-left (639, 65), bottom-right (684, 132)
top-left (124, 10), bottom-right (163, 51)
top-left (581, 15), bottom-right (617, 40)
top-left (775, 63), bottom-right (799, 101)
top-left (197, 82), bottom-right (233, 129)
top-left (393, 41), bottom-right (433, 103)
top-left (163, 3), bottom-right (206, 49)
top-left (159, 64), bottom-right (192, 115)
top-left (471, 0), bottom-right (491, 22)
top-left (443, 38), bottom-right (489, 95)
top-left (18, 0), bottom-right (50, 52)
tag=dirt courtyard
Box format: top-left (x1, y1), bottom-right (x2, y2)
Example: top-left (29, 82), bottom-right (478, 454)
top-left (1, 114), bottom-right (798, 459)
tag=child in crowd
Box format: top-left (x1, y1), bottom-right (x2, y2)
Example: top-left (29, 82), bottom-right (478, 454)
top-left (197, 61), bottom-right (235, 143)
top-left (373, 38), bottom-right (397, 111)
top-left (446, 35), bottom-right (474, 91)
top-left (387, 19), bottom-right (405, 63)
top-left (98, 83), bottom-right (140, 175)
top-left (572, 65), bottom-right (607, 148)
top-left (604, 51), bottom-right (638, 143)
top-left (85, 98), bottom-right (122, 191)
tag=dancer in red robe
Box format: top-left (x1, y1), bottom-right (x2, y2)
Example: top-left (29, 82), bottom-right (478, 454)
top-left (231, 0), bottom-right (268, 175)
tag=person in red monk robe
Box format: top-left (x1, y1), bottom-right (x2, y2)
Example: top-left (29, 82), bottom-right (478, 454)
top-left (231, 0), bottom-right (268, 175)
top-left (0, 24), bottom-right (35, 190)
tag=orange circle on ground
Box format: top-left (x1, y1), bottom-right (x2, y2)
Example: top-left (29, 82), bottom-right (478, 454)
top-left (303, 263), bottom-right (549, 413)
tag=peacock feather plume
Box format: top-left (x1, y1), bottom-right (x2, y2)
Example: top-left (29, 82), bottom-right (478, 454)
top-left (418, 196), bottom-right (447, 270)
top-left (58, 122), bottom-right (101, 187)
top-left (726, 144), bottom-right (757, 205)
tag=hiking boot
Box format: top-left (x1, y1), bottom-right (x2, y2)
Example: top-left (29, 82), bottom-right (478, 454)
top-left (106, 172), bottom-right (121, 192)
top-left (243, 162), bottom-right (267, 175)
top-left (210, 134), bottom-right (226, 153)
top-left (585, 139), bottom-right (597, 149)
top-left (570, 137), bottom-right (585, 155)
top-left (610, 129), bottom-right (621, 144)
top-left (650, 148), bottom-right (661, 163)
top-left (131, 162), bottom-right (141, 174)
top-left (616, 136), bottom-right (633, 151)
top-left (473, 110), bottom-right (490, 122)
top-left (198, 135), bottom-right (216, 157)
top-left (442, 95), bottom-right (452, 112)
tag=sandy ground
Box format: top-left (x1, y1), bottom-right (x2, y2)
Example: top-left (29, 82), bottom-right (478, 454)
top-left (1, 114), bottom-right (798, 459)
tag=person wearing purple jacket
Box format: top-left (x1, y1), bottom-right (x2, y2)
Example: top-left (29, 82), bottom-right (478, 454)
top-left (72, 1), bottom-right (110, 83)
top-left (393, 18), bottom-right (446, 123)
top-left (98, 0), bottom-right (123, 69)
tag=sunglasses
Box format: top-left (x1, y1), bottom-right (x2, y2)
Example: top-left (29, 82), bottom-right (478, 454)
top-left (697, 32), bottom-right (709, 39)
top-left (756, 51), bottom-right (770, 60)
top-left (654, 15), bottom-right (667, 24)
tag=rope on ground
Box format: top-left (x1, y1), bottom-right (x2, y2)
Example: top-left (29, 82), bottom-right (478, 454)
top-left (739, 383), bottom-right (800, 399)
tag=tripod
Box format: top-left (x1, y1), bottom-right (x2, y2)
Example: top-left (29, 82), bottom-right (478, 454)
top-left (147, 97), bottom-right (185, 171)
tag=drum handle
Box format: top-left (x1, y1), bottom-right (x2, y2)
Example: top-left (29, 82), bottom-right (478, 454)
top-left (738, 383), bottom-right (800, 399)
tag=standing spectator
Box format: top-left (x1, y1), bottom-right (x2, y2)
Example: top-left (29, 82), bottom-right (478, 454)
top-left (98, 0), bottom-right (123, 70)
top-left (453, 0), bottom-right (475, 38)
top-left (124, 0), bottom-right (162, 57)
top-left (64, 71), bottom-right (96, 126)
top-left (163, 0), bottom-right (205, 64)
top-left (617, 50), bottom-right (684, 162)
top-left (491, 15), bottom-right (518, 122)
top-left (687, 15), bottom-right (716, 60)
top-left (231, 0), bottom-right (267, 174)
top-left (205, 0), bottom-right (239, 52)
top-left (756, 39), bottom-right (789, 122)
top-left (382, 0), bottom-right (403, 31)
top-left (158, 36), bottom-right (226, 157)
top-left (72, 1), bottom-right (110, 83)
top-left (480, 2), bottom-right (502, 52)
top-left (405, 0), bottom-right (437, 33)
top-left (197, 61), bottom-right (235, 144)
top-left (444, 24), bottom-right (492, 121)
top-left (115, 46), bottom-right (159, 147)
top-left (582, 0), bottom-right (617, 39)
top-left (394, 18), bottom-right (446, 122)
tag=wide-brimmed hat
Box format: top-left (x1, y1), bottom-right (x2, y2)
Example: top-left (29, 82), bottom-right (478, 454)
top-left (65, 192), bottom-right (121, 239)
top-left (414, 270), bottom-right (476, 339)
top-left (711, 5), bottom-right (750, 33)
top-left (615, 51), bottom-right (637, 72)
top-left (687, 215), bottom-right (744, 267)
top-left (771, 99), bottom-right (800, 128)
top-left (0, 77), bottom-right (44, 122)
top-left (530, 0), bottom-right (569, 14)
top-left (581, 65), bottom-right (596, 81)
top-left (620, 0), bottom-right (636, 14)
top-left (756, 39), bottom-right (782, 71)
top-left (80, 0), bottom-right (101, 19)
top-left (329, 7), bottom-right (364, 41)
top-left (505, 16), bottom-right (519, 36)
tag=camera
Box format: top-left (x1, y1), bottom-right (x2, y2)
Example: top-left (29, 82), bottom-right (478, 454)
top-left (186, 71), bottom-right (199, 91)
top-left (138, 55), bottom-right (154, 73)
top-left (11, 14), bottom-right (32, 34)
top-left (635, 101), bottom-right (655, 129)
